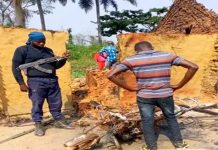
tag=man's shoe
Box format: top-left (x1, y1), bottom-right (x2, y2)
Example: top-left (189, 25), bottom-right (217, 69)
top-left (34, 122), bottom-right (45, 136)
top-left (174, 141), bottom-right (188, 149)
top-left (141, 145), bottom-right (150, 150)
top-left (141, 144), bottom-right (157, 150)
top-left (54, 118), bottom-right (74, 129)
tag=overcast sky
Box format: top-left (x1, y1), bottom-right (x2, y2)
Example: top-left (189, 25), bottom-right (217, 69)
top-left (28, 0), bottom-right (218, 39)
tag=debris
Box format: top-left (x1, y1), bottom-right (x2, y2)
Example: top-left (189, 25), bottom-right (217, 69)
top-left (64, 133), bottom-right (100, 149)
top-left (156, 0), bottom-right (218, 34)
top-left (179, 103), bottom-right (218, 115)
top-left (69, 100), bottom-right (218, 149)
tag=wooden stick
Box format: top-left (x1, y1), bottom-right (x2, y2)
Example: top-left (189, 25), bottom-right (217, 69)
top-left (179, 104), bottom-right (218, 115)
top-left (0, 128), bottom-right (35, 144)
top-left (0, 118), bottom-right (54, 144)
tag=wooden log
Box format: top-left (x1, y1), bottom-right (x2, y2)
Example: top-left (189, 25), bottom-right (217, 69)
top-left (179, 104), bottom-right (218, 115)
top-left (64, 133), bottom-right (100, 149)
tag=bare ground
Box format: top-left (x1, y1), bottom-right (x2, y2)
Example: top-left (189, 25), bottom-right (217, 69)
top-left (0, 111), bottom-right (217, 150)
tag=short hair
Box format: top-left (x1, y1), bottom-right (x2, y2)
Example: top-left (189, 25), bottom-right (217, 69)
top-left (135, 41), bottom-right (153, 50)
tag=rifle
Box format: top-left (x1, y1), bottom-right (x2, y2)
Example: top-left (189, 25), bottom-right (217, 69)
top-left (16, 56), bottom-right (66, 74)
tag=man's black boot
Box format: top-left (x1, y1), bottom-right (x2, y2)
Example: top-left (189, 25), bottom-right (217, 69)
top-left (54, 118), bottom-right (74, 129)
top-left (34, 122), bottom-right (45, 136)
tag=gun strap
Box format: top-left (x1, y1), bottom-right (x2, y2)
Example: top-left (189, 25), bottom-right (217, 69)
top-left (34, 65), bottom-right (52, 74)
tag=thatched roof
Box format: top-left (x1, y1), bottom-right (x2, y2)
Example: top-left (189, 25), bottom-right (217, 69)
top-left (156, 0), bottom-right (218, 34)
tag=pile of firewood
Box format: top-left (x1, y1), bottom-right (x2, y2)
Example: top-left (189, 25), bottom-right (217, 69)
top-left (64, 100), bottom-right (218, 150)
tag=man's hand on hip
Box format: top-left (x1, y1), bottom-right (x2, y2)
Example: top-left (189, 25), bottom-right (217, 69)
top-left (170, 84), bottom-right (181, 91)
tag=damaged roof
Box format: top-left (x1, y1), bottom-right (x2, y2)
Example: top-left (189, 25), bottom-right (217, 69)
top-left (156, 0), bottom-right (218, 34)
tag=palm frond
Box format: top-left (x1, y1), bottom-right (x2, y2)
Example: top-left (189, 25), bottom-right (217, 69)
top-left (126, 0), bottom-right (137, 6)
top-left (58, 0), bottom-right (68, 6)
top-left (79, 0), bottom-right (93, 12)
top-left (109, 0), bottom-right (118, 11)
top-left (100, 0), bottom-right (117, 11)
top-left (100, 0), bottom-right (110, 11)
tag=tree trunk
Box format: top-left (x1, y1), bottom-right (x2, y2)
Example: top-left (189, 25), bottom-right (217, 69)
top-left (36, 0), bottom-right (46, 30)
top-left (13, 0), bottom-right (25, 27)
top-left (6, 14), bottom-right (14, 26)
top-left (0, 1), bottom-right (4, 25)
top-left (95, 0), bottom-right (102, 44)
top-left (1, 13), bottom-right (5, 26)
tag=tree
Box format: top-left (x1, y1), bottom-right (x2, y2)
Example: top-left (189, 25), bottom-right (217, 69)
top-left (13, 0), bottom-right (25, 27)
top-left (11, 0), bottom-right (41, 27)
top-left (0, 0), bottom-right (37, 27)
top-left (78, 0), bottom-right (137, 44)
top-left (49, 0), bottom-right (75, 6)
top-left (27, 0), bottom-right (67, 31)
top-left (100, 7), bottom-right (168, 37)
top-left (35, 0), bottom-right (46, 30)
top-left (5, 0), bottom-right (67, 29)
top-left (34, 0), bottom-right (75, 30)
top-left (0, 0), bottom-right (14, 26)
top-left (67, 28), bottom-right (73, 44)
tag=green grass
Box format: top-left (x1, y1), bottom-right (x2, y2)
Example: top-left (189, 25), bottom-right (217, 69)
top-left (67, 44), bottom-right (102, 78)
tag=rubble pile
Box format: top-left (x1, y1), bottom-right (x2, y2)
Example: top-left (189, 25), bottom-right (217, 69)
top-left (64, 100), bottom-right (218, 150)
top-left (156, 0), bottom-right (218, 34)
top-left (71, 70), bottom-right (120, 116)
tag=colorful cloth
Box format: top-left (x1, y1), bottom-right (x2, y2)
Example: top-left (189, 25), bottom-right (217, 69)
top-left (94, 52), bottom-right (107, 70)
top-left (94, 52), bottom-right (107, 62)
top-left (100, 45), bottom-right (117, 62)
top-left (116, 50), bottom-right (183, 98)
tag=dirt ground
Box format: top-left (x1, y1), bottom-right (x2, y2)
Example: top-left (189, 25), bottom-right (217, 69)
top-left (0, 76), bottom-right (217, 150)
top-left (0, 110), bottom-right (217, 150)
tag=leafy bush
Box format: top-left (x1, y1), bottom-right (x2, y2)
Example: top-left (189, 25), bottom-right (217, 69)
top-left (67, 44), bottom-right (102, 78)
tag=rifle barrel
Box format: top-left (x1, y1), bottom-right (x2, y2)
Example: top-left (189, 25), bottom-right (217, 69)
top-left (17, 56), bottom-right (65, 70)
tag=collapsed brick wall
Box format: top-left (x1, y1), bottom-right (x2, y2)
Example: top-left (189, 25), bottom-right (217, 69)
top-left (156, 0), bottom-right (218, 34)
top-left (85, 70), bottom-right (119, 106)
top-left (0, 27), bottom-right (72, 115)
top-left (72, 70), bottom-right (138, 111)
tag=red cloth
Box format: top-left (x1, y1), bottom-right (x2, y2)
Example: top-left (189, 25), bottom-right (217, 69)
top-left (94, 52), bottom-right (106, 70)
top-left (98, 61), bottom-right (105, 70)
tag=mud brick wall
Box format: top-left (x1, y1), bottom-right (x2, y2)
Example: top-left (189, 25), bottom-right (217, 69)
top-left (85, 70), bottom-right (119, 107)
top-left (201, 43), bottom-right (218, 97)
top-left (0, 27), bottom-right (72, 115)
top-left (117, 33), bottom-right (218, 104)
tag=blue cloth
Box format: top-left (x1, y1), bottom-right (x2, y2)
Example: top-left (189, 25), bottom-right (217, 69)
top-left (26, 32), bottom-right (45, 45)
top-left (27, 77), bottom-right (63, 122)
top-left (100, 45), bottom-right (117, 62)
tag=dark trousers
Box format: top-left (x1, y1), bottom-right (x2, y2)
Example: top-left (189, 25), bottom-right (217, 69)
top-left (137, 96), bottom-right (183, 150)
top-left (27, 77), bottom-right (63, 122)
